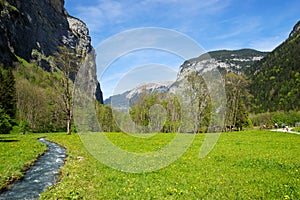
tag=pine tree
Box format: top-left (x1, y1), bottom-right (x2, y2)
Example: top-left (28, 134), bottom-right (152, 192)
top-left (0, 67), bottom-right (15, 133)
top-left (0, 67), bottom-right (16, 119)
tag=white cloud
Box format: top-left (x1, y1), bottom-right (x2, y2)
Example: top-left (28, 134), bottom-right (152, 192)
top-left (75, 0), bottom-right (125, 31)
top-left (100, 72), bottom-right (126, 84)
top-left (75, 0), bottom-right (231, 31)
top-left (215, 17), bottom-right (262, 40)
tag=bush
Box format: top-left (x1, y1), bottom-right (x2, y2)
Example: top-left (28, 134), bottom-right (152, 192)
top-left (292, 127), bottom-right (300, 132)
top-left (250, 111), bottom-right (300, 128)
top-left (19, 120), bottom-right (30, 134)
top-left (250, 112), bottom-right (273, 127)
top-left (0, 107), bottom-right (12, 134)
top-left (272, 111), bottom-right (300, 127)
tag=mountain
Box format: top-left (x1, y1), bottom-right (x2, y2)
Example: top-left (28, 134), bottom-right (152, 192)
top-left (247, 20), bottom-right (300, 113)
top-left (104, 81), bottom-right (172, 111)
top-left (0, 0), bottom-right (103, 102)
top-left (105, 49), bottom-right (267, 111)
top-left (178, 49), bottom-right (267, 78)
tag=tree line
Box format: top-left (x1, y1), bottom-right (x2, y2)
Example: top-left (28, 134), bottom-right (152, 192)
top-left (96, 71), bottom-right (251, 133)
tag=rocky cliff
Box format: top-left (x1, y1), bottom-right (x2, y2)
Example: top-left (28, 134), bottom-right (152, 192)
top-left (177, 49), bottom-right (267, 79)
top-left (289, 20), bottom-right (300, 38)
top-left (0, 0), bottom-right (103, 103)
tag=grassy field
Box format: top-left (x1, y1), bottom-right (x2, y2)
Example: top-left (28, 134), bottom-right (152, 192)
top-left (1, 130), bottom-right (300, 199)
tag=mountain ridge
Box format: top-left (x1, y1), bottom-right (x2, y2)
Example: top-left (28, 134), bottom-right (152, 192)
top-left (178, 48), bottom-right (268, 77)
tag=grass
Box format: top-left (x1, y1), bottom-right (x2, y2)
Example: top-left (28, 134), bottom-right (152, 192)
top-left (0, 133), bottom-right (47, 191)
top-left (292, 127), bottom-right (300, 132)
top-left (1, 131), bottom-right (300, 199)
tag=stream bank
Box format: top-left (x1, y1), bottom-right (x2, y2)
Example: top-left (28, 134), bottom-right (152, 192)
top-left (0, 138), bottom-right (66, 199)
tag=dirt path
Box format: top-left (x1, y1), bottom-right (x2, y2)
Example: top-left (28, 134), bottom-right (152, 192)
top-left (270, 128), bottom-right (300, 135)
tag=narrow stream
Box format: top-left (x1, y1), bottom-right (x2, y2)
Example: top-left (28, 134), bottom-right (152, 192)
top-left (0, 138), bottom-right (66, 200)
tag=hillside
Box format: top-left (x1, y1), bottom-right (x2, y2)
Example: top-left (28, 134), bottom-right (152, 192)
top-left (247, 20), bottom-right (300, 113)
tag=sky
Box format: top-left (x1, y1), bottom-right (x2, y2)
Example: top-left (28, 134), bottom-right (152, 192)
top-left (65, 0), bottom-right (300, 99)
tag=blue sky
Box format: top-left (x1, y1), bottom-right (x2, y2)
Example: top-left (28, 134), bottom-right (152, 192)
top-left (65, 0), bottom-right (300, 99)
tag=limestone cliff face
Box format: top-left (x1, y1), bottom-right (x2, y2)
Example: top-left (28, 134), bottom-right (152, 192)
top-left (0, 0), bottom-right (103, 103)
top-left (177, 49), bottom-right (267, 79)
top-left (66, 16), bottom-right (91, 57)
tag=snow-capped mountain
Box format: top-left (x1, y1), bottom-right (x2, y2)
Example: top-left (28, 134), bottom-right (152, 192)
top-left (104, 81), bottom-right (173, 111)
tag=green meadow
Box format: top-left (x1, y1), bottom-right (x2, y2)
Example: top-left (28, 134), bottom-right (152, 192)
top-left (1, 130), bottom-right (300, 199)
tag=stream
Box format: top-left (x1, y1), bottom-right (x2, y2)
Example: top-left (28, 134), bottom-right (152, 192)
top-left (0, 138), bottom-right (66, 200)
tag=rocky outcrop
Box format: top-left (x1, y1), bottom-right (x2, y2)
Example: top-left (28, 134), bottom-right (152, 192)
top-left (178, 49), bottom-right (267, 79)
top-left (0, 0), bottom-right (103, 103)
top-left (289, 20), bottom-right (300, 38)
top-left (66, 16), bottom-right (91, 57)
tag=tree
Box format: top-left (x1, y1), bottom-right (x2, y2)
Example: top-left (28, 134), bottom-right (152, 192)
top-left (19, 120), bottom-right (30, 134)
top-left (96, 103), bottom-right (119, 132)
top-left (0, 67), bottom-right (16, 120)
top-left (0, 107), bottom-right (12, 134)
top-left (54, 46), bottom-right (79, 135)
top-left (182, 71), bottom-right (211, 133)
top-left (225, 72), bottom-right (250, 131)
top-left (162, 95), bottom-right (181, 133)
top-left (129, 89), bottom-right (159, 132)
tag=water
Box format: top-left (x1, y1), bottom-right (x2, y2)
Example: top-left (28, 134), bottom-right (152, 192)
top-left (0, 138), bottom-right (66, 200)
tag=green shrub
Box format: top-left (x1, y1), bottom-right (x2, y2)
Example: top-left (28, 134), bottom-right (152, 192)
top-left (0, 107), bottom-right (12, 134)
top-left (250, 111), bottom-right (300, 127)
top-left (19, 120), bottom-right (30, 134)
top-left (292, 127), bottom-right (300, 132)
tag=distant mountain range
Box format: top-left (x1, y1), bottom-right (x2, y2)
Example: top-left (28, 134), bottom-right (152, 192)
top-left (105, 20), bottom-right (300, 113)
top-left (104, 49), bottom-right (268, 108)
top-left (104, 81), bottom-right (172, 111)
